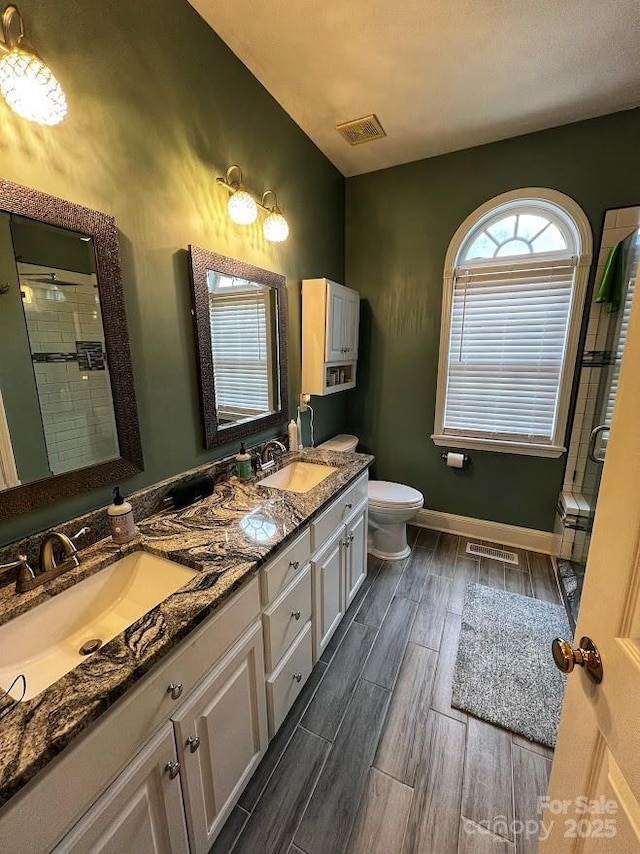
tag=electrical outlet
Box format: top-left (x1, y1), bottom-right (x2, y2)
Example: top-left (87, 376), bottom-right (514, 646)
top-left (299, 393), bottom-right (310, 412)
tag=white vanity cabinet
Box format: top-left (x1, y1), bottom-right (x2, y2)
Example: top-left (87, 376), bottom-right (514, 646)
top-left (172, 621), bottom-right (267, 853)
top-left (310, 474), bottom-right (368, 658)
top-left (313, 526), bottom-right (345, 655)
top-left (0, 471), bottom-right (370, 854)
top-left (52, 723), bottom-right (189, 854)
top-left (302, 278), bottom-right (360, 395)
top-left (259, 530), bottom-right (314, 737)
top-left (345, 500), bottom-right (368, 608)
top-left (1, 577), bottom-right (266, 854)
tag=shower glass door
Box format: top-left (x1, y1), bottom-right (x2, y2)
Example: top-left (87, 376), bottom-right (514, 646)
top-left (560, 211), bottom-right (639, 622)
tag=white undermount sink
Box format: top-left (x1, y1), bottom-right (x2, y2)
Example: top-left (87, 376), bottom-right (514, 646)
top-left (0, 552), bottom-right (197, 701)
top-left (259, 461), bottom-right (337, 494)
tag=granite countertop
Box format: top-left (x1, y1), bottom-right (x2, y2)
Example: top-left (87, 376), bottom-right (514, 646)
top-left (0, 448), bottom-right (373, 807)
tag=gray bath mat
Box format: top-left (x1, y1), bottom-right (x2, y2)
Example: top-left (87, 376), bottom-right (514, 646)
top-left (452, 583), bottom-right (571, 748)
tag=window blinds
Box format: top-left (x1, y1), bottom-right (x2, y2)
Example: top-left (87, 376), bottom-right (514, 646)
top-left (209, 289), bottom-right (271, 418)
top-left (443, 258), bottom-right (577, 443)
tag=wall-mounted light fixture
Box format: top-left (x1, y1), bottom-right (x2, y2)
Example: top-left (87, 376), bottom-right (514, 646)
top-left (217, 165), bottom-right (290, 242)
top-left (261, 190), bottom-right (289, 243)
top-left (0, 5), bottom-right (67, 126)
top-left (218, 165), bottom-right (257, 225)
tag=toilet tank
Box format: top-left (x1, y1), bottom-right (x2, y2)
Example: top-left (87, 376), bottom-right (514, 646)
top-left (318, 434), bottom-right (359, 452)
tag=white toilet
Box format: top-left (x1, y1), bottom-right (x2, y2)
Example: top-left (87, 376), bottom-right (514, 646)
top-left (318, 434), bottom-right (424, 560)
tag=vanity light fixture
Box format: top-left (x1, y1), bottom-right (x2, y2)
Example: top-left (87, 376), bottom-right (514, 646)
top-left (0, 5), bottom-right (67, 125)
top-left (261, 190), bottom-right (289, 243)
top-left (218, 165), bottom-right (258, 225)
top-left (217, 166), bottom-right (290, 241)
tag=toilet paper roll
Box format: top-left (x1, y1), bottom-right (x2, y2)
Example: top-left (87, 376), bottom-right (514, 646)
top-left (446, 452), bottom-right (465, 469)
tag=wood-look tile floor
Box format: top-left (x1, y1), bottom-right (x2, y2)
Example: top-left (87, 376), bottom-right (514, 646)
top-left (211, 528), bottom-right (561, 854)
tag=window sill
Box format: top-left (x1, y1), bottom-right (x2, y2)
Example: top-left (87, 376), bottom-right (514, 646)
top-left (431, 434), bottom-right (566, 459)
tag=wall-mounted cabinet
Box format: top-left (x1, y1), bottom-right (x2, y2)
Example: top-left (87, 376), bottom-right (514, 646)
top-left (302, 278), bottom-right (360, 395)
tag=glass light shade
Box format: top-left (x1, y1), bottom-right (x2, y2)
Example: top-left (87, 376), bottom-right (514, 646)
top-left (227, 189), bottom-right (257, 225)
top-left (263, 210), bottom-right (289, 242)
top-left (0, 47), bottom-right (67, 126)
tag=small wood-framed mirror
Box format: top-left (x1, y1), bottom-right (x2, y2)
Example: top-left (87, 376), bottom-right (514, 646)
top-left (188, 246), bottom-right (288, 449)
top-left (0, 179), bottom-right (143, 519)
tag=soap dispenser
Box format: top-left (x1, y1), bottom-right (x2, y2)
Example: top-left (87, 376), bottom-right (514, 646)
top-left (236, 443), bottom-right (252, 480)
top-left (108, 487), bottom-right (138, 544)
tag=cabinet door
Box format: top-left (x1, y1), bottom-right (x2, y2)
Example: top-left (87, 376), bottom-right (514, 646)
top-left (325, 282), bottom-right (347, 362)
top-left (53, 723), bottom-right (188, 854)
top-left (345, 502), bottom-right (368, 607)
top-left (343, 289), bottom-right (360, 359)
top-left (312, 526), bottom-right (346, 659)
top-left (172, 620), bottom-right (268, 854)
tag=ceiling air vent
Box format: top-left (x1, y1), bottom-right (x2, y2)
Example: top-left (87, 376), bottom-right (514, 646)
top-left (336, 114), bottom-right (386, 146)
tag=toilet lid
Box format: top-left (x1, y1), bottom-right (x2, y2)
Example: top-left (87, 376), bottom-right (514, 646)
top-left (368, 480), bottom-right (423, 508)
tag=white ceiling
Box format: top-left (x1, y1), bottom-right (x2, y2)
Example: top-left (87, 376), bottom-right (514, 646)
top-left (189, 0), bottom-right (640, 177)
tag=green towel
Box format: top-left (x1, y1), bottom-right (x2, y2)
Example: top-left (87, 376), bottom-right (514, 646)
top-left (595, 231), bottom-right (636, 312)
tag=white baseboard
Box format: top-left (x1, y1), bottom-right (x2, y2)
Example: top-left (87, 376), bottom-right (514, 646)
top-left (413, 508), bottom-right (560, 556)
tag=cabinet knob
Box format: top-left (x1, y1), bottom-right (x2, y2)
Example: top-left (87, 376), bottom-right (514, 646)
top-left (291, 609), bottom-right (301, 620)
top-left (349, 534), bottom-right (355, 543)
top-left (289, 560), bottom-right (300, 570)
top-left (165, 760), bottom-right (181, 779)
top-left (293, 673), bottom-right (302, 683)
top-left (345, 502), bottom-right (353, 510)
top-left (168, 683), bottom-right (184, 700)
top-left (344, 539), bottom-right (350, 549)
top-left (186, 735), bottom-right (201, 753)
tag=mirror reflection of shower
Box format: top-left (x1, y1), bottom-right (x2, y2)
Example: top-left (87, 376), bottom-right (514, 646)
top-left (556, 207), bottom-right (640, 626)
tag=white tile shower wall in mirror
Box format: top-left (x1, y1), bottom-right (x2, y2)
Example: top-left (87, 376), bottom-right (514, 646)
top-left (19, 266), bottom-right (119, 476)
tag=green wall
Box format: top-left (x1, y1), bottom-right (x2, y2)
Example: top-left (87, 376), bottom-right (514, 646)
top-left (346, 109), bottom-right (640, 532)
top-left (0, 0), bottom-right (346, 544)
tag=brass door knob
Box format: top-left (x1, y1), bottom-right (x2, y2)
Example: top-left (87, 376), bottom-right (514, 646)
top-left (552, 636), bottom-right (603, 684)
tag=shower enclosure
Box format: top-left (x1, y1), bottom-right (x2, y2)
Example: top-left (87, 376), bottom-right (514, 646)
top-left (556, 206), bottom-right (639, 626)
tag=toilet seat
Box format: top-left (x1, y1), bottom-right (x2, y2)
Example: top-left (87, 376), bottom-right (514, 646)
top-left (368, 480), bottom-right (423, 509)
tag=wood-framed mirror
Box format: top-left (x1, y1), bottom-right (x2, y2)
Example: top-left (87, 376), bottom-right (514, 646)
top-left (188, 246), bottom-right (288, 449)
top-left (0, 179), bottom-right (143, 519)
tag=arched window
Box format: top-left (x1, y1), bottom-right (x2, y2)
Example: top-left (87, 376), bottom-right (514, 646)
top-left (433, 189), bottom-right (592, 457)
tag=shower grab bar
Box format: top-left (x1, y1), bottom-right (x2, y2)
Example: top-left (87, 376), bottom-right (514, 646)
top-left (588, 424), bottom-right (609, 464)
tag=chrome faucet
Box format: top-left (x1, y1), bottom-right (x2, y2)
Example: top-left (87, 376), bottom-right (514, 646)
top-left (0, 526), bottom-right (90, 594)
top-left (253, 439), bottom-right (287, 472)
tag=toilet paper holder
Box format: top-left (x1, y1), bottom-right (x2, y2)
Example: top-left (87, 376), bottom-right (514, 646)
top-left (440, 452), bottom-right (470, 464)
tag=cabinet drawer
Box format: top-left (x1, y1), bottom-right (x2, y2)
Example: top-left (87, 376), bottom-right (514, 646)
top-left (265, 621), bottom-right (313, 738)
top-left (260, 527), bottom-right (311, 605)
top-left (263, 564), bottom-right (312, 672)
top-left (310, 473), bottom-right (368, 550)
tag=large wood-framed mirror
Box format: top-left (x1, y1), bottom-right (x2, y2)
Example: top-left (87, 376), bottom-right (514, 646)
top-left (0, 179), bottom-right (143, 519)
top-left (188, 246), bottom-right (288, 449)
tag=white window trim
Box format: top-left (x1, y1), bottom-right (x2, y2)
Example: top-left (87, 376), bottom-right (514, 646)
top-left (432, 188), bottom-right (593, 458)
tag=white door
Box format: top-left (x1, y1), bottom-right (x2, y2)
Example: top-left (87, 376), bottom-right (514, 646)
top-left (345, 501), bottom-right (368, 607)
top-left (540, 269), bottom-right (640, 852)
top-left (343, 289), bottom-right (360, 359)
top-left (312, 526), bottom-right (346, 657)
top-left (172, 621), bottom-right (268, 854)
top-left (53, 723), bottom-right (189, 854)
top-left (325, 281), bottom-right (347, 362)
